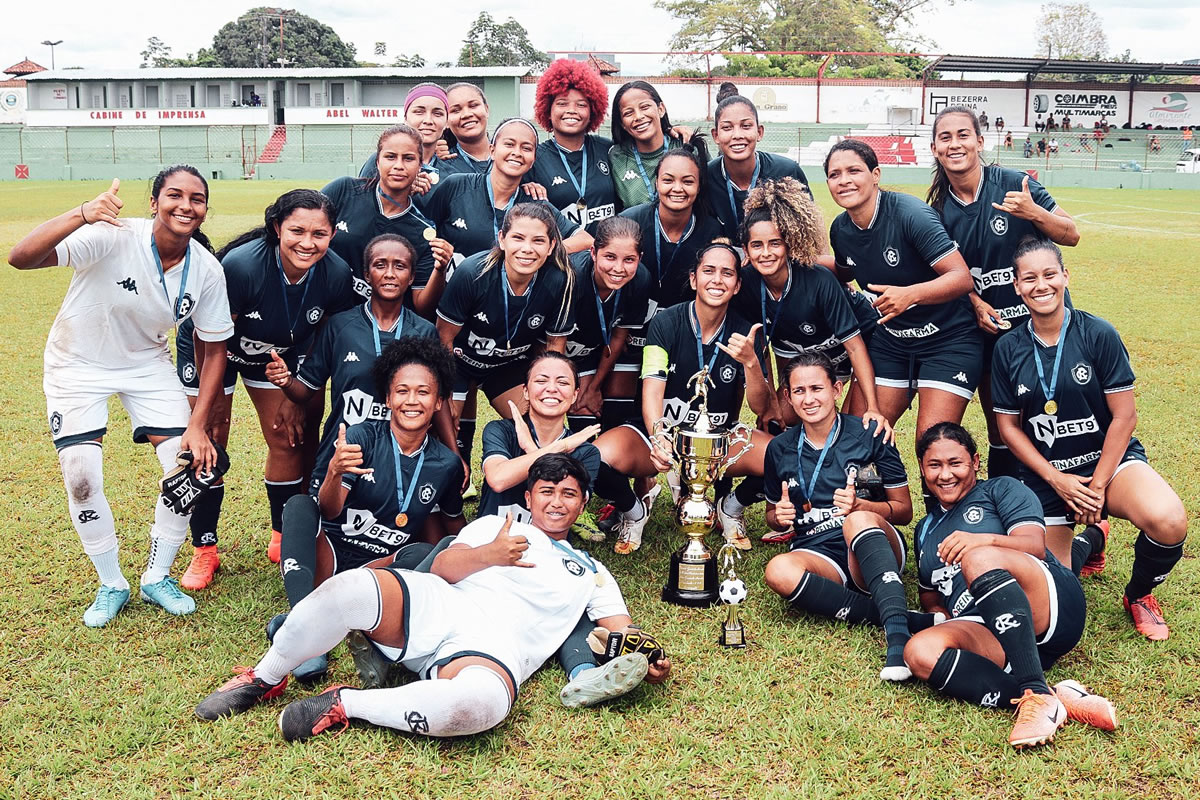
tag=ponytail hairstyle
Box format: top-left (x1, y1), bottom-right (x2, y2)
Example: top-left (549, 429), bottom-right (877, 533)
top-left (823, 138), bottom-right (880, 176)
top-left (592, 216), bottom-right (642, 256)
top-left (479, 202), bottom-right (576, 326)
top-left (689, 239), bottom-right (740, 274)
top-left (915, 420), bottom-right (978, 462)
top-left (216, 188), bottom-right (336, 261)
top-left (715, 82), bottom-right (740, 104)
top-left (655, 135), bottom-right (712, 215)
top-left (367, 124), bottom-right (424, 190)
top-left (534, 59), bottom-right (608, 133)
top-left (926, 106), bottom-right (984, 212)
top-left (741, 177), bottom-right (826, 266)
top-left (444, 81), bottom-right (489, 149)
top-left (611, 80), bottom-right (675, 150)
top-left (713, 94), bottom-right (759, 127)
top-left (781, 351), bottom-right (840, 390)
top-left (150, 165), bottom-right (213, 254)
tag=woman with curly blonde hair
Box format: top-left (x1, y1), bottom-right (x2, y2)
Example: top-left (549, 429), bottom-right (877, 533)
top-left (732, 177), bottom-right (888, 442)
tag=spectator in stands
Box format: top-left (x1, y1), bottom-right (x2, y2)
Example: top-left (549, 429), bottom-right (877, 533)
top-left (1038, 138), bottom-right (1047, 155)
top-left (979, 111), bottom-right (989, 131)
top-left (1004, 131), bottom-right (1014, 150)
top-left (1035, 114), bottom-right (1044, 132)
top-left (1063, 113), bottom-right (1071, 131)
top-left (1149, 135), bottom-right (1161, 153)
top-left (996, 117), bottom-right (1005, 132)
top-left (1047, 115), bottom-right (1057, 131)
top-left (1023, 138), bottom-right (1033, 158)
top-left (1049, 138), bottom-right (1059, 155)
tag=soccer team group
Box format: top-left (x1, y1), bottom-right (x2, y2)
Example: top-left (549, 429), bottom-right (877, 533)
top-left (10, 60), bottom-right (1188, 750)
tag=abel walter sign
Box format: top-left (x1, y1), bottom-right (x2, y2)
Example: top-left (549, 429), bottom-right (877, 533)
top-left (285, 106), bottom-right (407, 124)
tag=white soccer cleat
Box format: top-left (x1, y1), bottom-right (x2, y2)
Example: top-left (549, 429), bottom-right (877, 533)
top-left (560, 653), bottom-right (649, 709)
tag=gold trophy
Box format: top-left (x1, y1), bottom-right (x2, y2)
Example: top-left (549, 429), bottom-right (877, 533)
top-left (657, 368), bottom-right (753, 607)
top-left (717, 543), bottom-right (747, 648)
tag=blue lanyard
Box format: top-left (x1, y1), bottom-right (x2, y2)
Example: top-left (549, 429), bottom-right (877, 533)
top-left (376, 183), bottom-right (411, 212)
top-left (485, 171), bottom-right (519, 240)
top-left (456, 145), bottom-right (490, 173)
top-left (500, 267), bottom-right (537, 348)
top-left (390, 434), bottom-right (427, 524)
top-left (554, 140), bottom-right (587, 202)
top-left (688, 302), bottom-right (726, 376)
top-left (632, 148), bottom-right (655, 200)
top-left (367, 301), bottom-right (402, 358)
top-left (548, 535), bottom-right (598, 576)
top-left (1028, 309), bottom-right (1071, 406)
top-left (725, 154), bottom-right (762, 227)
top-left (653, 207), bottom-right (695, 284)
top-left (275, 247), bottom-right (314, 343)
top-left (758, 267), bottom-right (791, 346)
top-left (149, 237), bottom-right (191, 322)
top-left (594, 286), bottom-right (621, 347)
top-left (796, 415), bottom-right (842, 502)
top-left (375, 184), bottom-right (436, 235)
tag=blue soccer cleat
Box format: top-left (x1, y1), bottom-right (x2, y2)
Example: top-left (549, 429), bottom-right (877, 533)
top-left (140, 576), bottom-right (196, 616)
top-left (83, 585), bottom-right (130, 628)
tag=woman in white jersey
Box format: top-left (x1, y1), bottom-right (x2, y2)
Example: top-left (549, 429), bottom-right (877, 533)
top-left (8, 166), bottom-right (234, 628)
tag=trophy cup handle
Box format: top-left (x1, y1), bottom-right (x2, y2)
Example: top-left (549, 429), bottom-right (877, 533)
top-left (716, 423), bottom-right (754, 478)
top-left (651, 418), bottom-right (681, 468)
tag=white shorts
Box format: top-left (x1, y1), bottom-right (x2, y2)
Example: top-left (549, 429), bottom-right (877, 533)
top-left (44, 360), bottom-right (190, 449)
top-left (373, 570), bottom-right (522, 690)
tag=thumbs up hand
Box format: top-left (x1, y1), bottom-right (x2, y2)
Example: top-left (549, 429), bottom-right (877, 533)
top-left (773, 480), bottom-right (797, 528)
top-left (832, 469), bottom-right (858, 516)
top-left (265, 349), bottom-right (293, 387)
top-left (82, 178), bottom-right (124, 227)
top-left (328, 423), bottom-right (372, 479)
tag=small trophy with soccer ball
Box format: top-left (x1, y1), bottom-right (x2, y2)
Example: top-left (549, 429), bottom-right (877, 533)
top-left (717, 543), bottom-right (747, 648)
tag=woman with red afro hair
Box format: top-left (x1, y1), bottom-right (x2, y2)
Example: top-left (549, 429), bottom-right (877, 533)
top-left (529, 59), bottom-right (618, 235)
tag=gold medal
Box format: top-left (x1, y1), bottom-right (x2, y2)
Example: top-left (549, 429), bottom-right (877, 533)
top-left (395, 512), bottom-right (408, 527)
top-left (423, 227), bottom-right (436, 242)
top-left (428, 172), bottom-right (439, 185)
top-left (1044, 400), bottom-right (1057, 415)
top-left (996, 318), bottom-right (1012, 331)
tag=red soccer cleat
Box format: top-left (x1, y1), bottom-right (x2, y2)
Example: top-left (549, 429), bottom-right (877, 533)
top-left (1124, 593), bottom-right (1169, 641)
top-left (1079, 520), bottom-right (1109, 577)
top-left (267, 529), bottom-right (282, 564)
top-left (181, 545), bottom-right (220, 590)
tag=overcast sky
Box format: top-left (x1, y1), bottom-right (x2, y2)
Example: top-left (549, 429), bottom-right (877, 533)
top-left (5, 1), bottom-right (1198, 75)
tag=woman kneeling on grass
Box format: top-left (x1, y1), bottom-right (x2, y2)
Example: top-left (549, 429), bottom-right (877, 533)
top-left (903, 422), bottom-right (1116, 749)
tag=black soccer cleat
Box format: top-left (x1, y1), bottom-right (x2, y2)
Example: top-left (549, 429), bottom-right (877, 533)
top-left (278, 685), bottom-right (352, 743)
top-left (195, 668), bottom-right (287, 720)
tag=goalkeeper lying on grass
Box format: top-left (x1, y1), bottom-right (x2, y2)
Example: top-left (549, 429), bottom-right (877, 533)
top-left (195, 453), bottom-right (671, 742)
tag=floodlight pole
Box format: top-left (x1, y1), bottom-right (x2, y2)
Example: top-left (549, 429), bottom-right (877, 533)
top-left (41, 39), bottom-right (63, 70)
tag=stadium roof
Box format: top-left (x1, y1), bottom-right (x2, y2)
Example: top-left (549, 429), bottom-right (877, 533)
top-left (926, 55), bottom-right (1200, 78)
top-left (4, 58), bottom-right (47, 76)
top-left (24, 66), bottom-right (531, 81)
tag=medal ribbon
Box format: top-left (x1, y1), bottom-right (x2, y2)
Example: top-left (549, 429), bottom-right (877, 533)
top-left (1028, 308), bottom-right (1071, 410)
top-left (796, 414), bottom-right (842, 503)
top-left (632, 148), bottom-right (655, 200)
top-left (501, 268), bottom-right (538, 348)
top-left (390, 433), bottom-right (427, 526)
top-left (594, 286), bottom-right (621, 347)
top-left (367, 300), bottom-right (403, 358)
top-left (275, 247), bottom-right (315, 343)
top-left (689, 302), bottom-right (727, 377)
top-left (653, 207), bottom-right (695, 284)
top-left (149, 237), bottom-right (191, 322)
top-left (758, 266), bottom-right (791, 346)
top-left (548, 535), bottom-right (598, 576)
top-left (486, 170), bottom-right (519, 240)
top-left (554, 141), bottom-right (587, 205)
top-left (725, 154), bottom-right (762, 227)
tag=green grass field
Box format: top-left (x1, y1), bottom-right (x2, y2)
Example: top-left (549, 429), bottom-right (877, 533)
top-left (0, 179), bottom-right (1197, 799)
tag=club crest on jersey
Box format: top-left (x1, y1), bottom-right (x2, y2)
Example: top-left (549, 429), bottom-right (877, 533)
top-left (801, 322), bottom-right (816, 335)
top-left (720, 364), bottom-right (736, 383)
top-left (1071, 362), bottom-right (1092, 385)
top-left (528, 314), bottom-right (545, 329)
top-left (419, 483), bottom-right (435, 504)
top-left (883, 246), bottom-right (900, 267)
top-left (306, 307), bottom-right (323, 325)
top-left (177, 293), bottom-right (195, 318)
top-left (562, 559), bottom-right (586, 577)
top-left (49, 411), bottom-right (63, 436)
top-left (964, 506), bottom-right (984, 525)
top-left (990, 215), bottom-right (1009, 235)
top-left (598, 161), bottom-right (610, 175)
top-left (182, 363), bottom-right (196, 383)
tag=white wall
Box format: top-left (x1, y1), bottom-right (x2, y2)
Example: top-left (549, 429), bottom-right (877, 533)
top-left (0, 86), bottom-right (27, 123)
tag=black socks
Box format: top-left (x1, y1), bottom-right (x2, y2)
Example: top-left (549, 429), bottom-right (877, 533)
top-left (265, 478), bottom-right (305, 533)
top-left (279, 494), bottom-right (320, 609)
top-left (190, 484), bottom-right (224, 547)
top-left (1070, 524), bottom-right (1107, 576)
top-left (969, 568), bottom-right (1048, 695)
top-left (788, 572), bottom-right (877, 624)
top-left (929, 648), bottom-right (1020, 709)
top-left (1125, 531), bottom-right (1183, 601)
top-left (850, 528), bottom-right (909, 670)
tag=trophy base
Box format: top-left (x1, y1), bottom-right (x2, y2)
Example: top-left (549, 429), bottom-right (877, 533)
top-left (662, 551), bottom-right (718, 608)
top-left (720, 625), bottom-right (747, 648)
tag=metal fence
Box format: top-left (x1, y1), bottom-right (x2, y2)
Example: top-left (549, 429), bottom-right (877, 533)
top-left (0, 122), bottom-right (1192, 176)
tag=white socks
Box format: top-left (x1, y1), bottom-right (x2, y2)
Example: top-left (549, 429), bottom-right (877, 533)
top-left (60, 443), bottom-right (128, 590)
top-left (340, 665), bottom-right (511, 737)
top-left (142, 438), bottom-right (190, 585)
top-left (256, 569), bottom-right (384, 685)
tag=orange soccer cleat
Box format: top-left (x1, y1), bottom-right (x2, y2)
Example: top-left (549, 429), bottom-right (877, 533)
top-left (267, 529), bottom-right (282, 564)
top-left (1124, 593), bottom-right (1169, 641)
top-left (1053, 680), bottom-right (1118, 731)
top-left (181, 545), bottom-right (220, 590)
top-left (1008, 689), bottom-right (1066, 749)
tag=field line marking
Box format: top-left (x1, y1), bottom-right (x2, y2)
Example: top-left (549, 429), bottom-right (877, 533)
top-left (1073, 212), bottom-right (1200, 237)
top-left (1064, 198), bottom-right (1200, 215)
